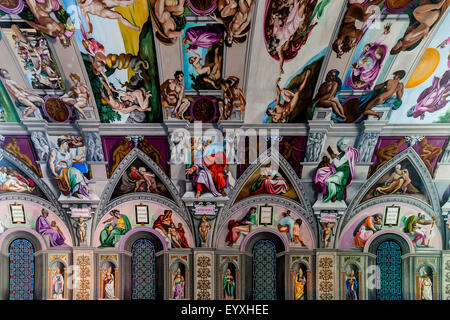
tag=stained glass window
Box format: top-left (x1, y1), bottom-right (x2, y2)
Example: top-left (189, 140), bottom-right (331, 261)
top-left (9, 239), bottom-right (34, 300)
top-left (252, 240), bottom-right (277, 300)
top-left (376, 240), bottom-right (402, 300)
top-left (131, 239), bottom-right (156, 300)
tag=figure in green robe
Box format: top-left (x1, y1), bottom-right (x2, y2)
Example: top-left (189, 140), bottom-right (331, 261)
top-left (99, 209), bottom-right (131, 248)
top-left (402, 213), bottom-right (435, 247)
top-left (314, 137), bottom-right (359, 202)
top-left (223, 268), bottom-right (235, 300)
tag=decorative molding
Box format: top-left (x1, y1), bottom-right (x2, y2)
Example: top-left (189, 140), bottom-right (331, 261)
top-left (194, 252), bottom-right (214, 300)
top-left (0, 193), bottom-right (75, 243)
top-left (213, 195), bottom-right (318, 249)
top-left (0, 149), bottom-right (61, 209)
top-left (337, 147), bottom-right (443, 245)
top-left (74, 252), bottom-right (92, 300)
top-left (219, 147), bottom-right (315, 226)
top-left (317, 254), bottom-right (335, 300)
top-left (94, 147), bottom-right (190, 226)
top-left (95, 193), bottom-right (194, 237)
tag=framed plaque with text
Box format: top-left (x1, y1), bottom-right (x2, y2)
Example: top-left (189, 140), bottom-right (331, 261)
top-left (135, 203), bottom-right (149, 225)
top-left (259, 204), bottom-right (273, 226)
top-left (384, 205), bottom-right (400, 226)
top-left (10, 203), bottom-right (26, 224)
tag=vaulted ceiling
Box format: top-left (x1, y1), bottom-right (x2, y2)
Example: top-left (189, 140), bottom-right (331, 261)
top-left (0, 0), bottom-right (448, 125)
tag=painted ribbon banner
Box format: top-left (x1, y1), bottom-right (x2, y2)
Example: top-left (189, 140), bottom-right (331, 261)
top-left (195, 205), bottom-right (215, 216)
top-left (320, 213), bottom-right (337, 223)
top-left (70, 208), bottom-right (91, 218)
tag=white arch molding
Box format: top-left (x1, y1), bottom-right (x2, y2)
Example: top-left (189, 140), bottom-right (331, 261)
top-left (334, 146), bottom-right (444, 248)
top-left (93, 148), bottom-right (193, 235)
top-left (0, 148), bottom-right (68, 218)
top-left (214, 147), bottom-right (316, 243)
top-left (212, 194), bottom-right (318, 249)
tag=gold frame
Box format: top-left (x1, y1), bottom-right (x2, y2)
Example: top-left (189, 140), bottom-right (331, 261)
top-left (9, 202), bottom-right (26, 224)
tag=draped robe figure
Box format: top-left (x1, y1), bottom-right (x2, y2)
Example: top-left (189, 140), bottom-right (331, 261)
top-left (294, 269), bottom-right (306, 300)
top-left (103, 268), bottom-right (115, 299)
top-left (346, 271), bottom-right (358, 300)
top-left (183, 24), bottom-right (224, 50)
top-left (420, 272), bottom-right (433, 300)
top-left (188, 141), bottom-right (229, 197)
top-left (35, 211), bottom-right (67, 247)
top-left (250, 167), bottom-right (288, 195)
top-left (346, 31), bottom-right (388, 90)
top-left (51, 269), bottom-right (64, 299)
top-left (223, 268), bottom-right (236, 300)
top-left (353, 214), bottom-right (382, 248)
top-left (314, 138), bottom-right (359, 202)
top-left (173, 269), bottom-right (185, 299)
top-left (99, 211), bottom-right (131, 248)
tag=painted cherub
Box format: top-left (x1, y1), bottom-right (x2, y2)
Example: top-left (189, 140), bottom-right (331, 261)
top-left (199, 215), bottom-right (211, 243)
top-left (321, 222), bottom-right (336, 248)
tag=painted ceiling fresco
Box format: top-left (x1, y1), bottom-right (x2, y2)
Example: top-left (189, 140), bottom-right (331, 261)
top-left (0, 0), bottom-right (450, 303)
top-left (0, 0), bottom-right (446, 124)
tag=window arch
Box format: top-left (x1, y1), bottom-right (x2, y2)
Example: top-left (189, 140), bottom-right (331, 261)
top-left (131, 239), bottom-right (156, 300)
top-left (9, 239), bottom-right (35, 300)
top-left (252, 239), bottom-right (277, 300)
top-left (376, 240), bottom-right (402, 300)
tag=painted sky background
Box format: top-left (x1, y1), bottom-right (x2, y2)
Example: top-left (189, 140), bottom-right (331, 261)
top-left (389, 13), bottom-right (450, 124)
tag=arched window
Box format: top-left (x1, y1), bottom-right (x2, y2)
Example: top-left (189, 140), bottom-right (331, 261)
top-left (376, 240), bottom-right (402, 300)
top-left (131, 239), bottom-right (156, 300)
top-left (9, 239), bottom-right (34, 300)
top-left (252, 239), bottom-right (277, 300)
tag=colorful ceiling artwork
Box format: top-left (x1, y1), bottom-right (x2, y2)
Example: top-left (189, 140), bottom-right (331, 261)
top-left (0, 0), bottom-right (449, 304)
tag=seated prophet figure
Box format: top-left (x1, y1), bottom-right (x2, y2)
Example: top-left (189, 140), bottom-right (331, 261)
top-left (250, 166), bottom-right (288, 195)
top-left (185, 139), bottom-right (229, 198)
top-left (99, 209), bottom-right (131, 248)
top-left (353, 214), bottom-right (382, 248)
top-left (36, 209), bottom-right (68, 247)
top-left (48, 137), bottom-right (90, 199)
top-left (314, 137), bottom-right (359, 202)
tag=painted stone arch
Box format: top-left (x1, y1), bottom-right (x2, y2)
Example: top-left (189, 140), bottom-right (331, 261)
top-left (95, 147), bottom-right (186, 218)
top-left (244, 231), bottom-right (286, 300)
top-left (214, 196), bottom-right (318, 250)
top-left (93, 196), bottom-right (195, 249)
top-left (224, 147), bottom-right (314, 214)
top-left (0, 195), bottom-right (74, 247)
top-left (338, 199), bottom-right (442, 251)
top-left (0, 148), bottom-right (65, 210)
top-left (0, 227), bottom-right (46, 300)
top-left (335, 146), bottom-right (443, 247)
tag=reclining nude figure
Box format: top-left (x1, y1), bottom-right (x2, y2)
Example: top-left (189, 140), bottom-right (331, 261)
top-left (99, 74), bottom-right (152, 114)
top-left (78, 0), bottom-right (140, 34)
